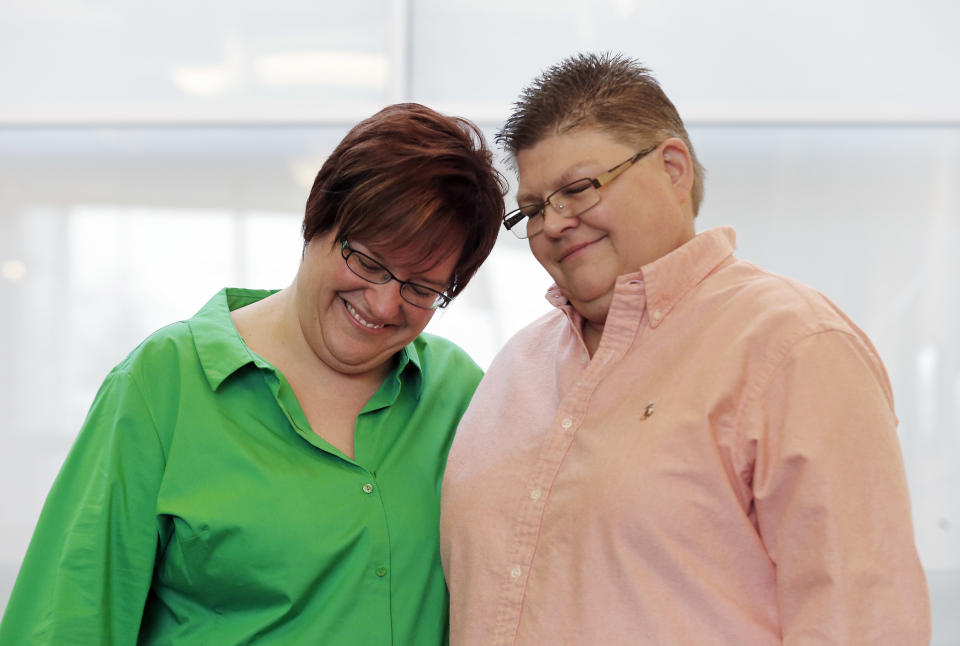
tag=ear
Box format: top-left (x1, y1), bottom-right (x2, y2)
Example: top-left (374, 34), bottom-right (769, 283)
top-left (659, 138), bottom-right (695, 205)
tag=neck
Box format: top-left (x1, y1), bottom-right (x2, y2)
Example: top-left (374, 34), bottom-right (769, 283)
top-left (234, 287), bottom-right (389, 390)
top-left (583, 319), bottom-right (604, 357)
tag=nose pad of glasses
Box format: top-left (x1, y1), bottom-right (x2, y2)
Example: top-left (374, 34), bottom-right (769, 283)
top-left (542, 200), bottom-right (579, 231)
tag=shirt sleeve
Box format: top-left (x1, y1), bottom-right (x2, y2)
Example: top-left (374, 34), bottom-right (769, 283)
top-left (748, 329), bottom-right (931, 645)
top-left (0, 368), bottom-right (166, 646)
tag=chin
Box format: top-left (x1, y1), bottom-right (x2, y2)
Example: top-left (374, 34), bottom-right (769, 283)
top-left (563, 281), bottom-right (614, 304)
top-left (322, 337), bottom-right (394, 372)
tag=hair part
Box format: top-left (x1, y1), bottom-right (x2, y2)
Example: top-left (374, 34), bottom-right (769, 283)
top-left (303, 103), bottom-right (507, 299)
top-left (496, 52), bottom-right (705, 214)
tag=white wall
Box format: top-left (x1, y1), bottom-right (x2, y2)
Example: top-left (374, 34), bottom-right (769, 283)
top-left (1, 1), bottom-right (957, 641)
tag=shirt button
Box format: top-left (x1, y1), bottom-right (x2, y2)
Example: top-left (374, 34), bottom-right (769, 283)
top-left (529, 488), bottom-right (542, 501)
top-left (561, 417), bottom-right (573, 429)
top-left (362, 483), bottom-right (374, 494)
top-left (651, 310), bottom-right (662, 322)
top-left (376, 567), bottom-right (388, 577)
top-left (510, 566), bottom-right (522, 579)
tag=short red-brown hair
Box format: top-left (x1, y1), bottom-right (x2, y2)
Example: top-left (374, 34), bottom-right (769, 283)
top-left (303, 103), bottom-right (506, 299)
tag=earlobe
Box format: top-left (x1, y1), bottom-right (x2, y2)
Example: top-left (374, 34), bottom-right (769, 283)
top-left (660, 138), bottom-right (694, 200)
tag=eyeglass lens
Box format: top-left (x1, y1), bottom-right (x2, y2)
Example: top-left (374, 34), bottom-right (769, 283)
top-left (517, 179), bottom-right (600, 238)
top-left (344, 249), bottom-right (446, 309)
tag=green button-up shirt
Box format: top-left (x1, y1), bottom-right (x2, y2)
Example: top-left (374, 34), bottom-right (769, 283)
top-left (0, 288), bottom-right (483, 645)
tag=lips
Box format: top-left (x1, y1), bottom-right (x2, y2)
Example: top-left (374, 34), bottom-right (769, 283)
top-left (343, 299), bottom-right (385, 329)
top-left (558, 237), bottom-right (603, 263)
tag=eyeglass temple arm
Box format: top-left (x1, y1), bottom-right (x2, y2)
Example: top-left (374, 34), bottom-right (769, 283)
top-left (594, 145), bottom-right (657, 188)
top-left (503, 211), bottom-right (527, 230)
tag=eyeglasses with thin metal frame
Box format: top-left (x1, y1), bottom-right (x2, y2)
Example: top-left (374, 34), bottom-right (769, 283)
top-left (340, 240), bottom-right (451, 310)
top-left (503, 143), bottom-right (660, 239)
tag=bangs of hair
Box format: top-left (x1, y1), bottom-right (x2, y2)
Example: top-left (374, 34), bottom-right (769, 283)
top-left (303, 103), bottom-right (506, 299)
top-left (337, 174), bottom-right (491, 297)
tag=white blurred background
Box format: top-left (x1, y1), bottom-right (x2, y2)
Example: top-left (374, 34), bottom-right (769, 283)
top-left (1, 0), bottom-right (957, 641)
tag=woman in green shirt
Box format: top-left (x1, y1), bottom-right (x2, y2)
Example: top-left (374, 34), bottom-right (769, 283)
top-left (0, 103), bottom-right (506, 645)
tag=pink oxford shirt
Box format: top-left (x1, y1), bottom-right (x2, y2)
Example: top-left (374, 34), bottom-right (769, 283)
top-left (440, 227), bottom-right (930, 645)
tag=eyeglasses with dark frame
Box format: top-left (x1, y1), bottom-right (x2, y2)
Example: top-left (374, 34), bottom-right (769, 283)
top-left (503, 143), bottom-right (660, 239)
top-left (340, 240), bottom-right (451, 310)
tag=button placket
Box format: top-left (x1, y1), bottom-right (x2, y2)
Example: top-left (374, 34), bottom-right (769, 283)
top-left (358, 474), bottom-right (390, 589)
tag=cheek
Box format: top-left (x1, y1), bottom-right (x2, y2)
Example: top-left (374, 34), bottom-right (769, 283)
top-left (577, 198), bottom-right (619, 231)
top-left (408, 309), bottom-right (436, 333)
top-left (528, 238), bottom-right (552, 270)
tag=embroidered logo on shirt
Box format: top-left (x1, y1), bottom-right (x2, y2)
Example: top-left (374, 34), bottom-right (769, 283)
top-left (642, 401), bottom-right (655, 420)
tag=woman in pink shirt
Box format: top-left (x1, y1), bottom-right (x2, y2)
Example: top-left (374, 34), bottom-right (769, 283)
top-left (440, 52), bottom-right (930, 646)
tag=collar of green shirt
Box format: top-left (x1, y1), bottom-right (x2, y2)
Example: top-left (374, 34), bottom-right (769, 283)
top-left (187, 288), bottom-right (424, 402)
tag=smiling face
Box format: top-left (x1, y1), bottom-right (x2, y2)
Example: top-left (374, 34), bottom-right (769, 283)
top-left (517, 128), bottom-right (697, 330)
top-left (293, 230), bottom-right (457, 377)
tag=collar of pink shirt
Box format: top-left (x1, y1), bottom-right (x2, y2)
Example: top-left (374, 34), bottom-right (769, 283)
top-left (544, 226), bottom-right (738, 330)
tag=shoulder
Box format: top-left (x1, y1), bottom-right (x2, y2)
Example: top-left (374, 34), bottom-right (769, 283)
top-left (466, 309), bottom-right (569, 397)
top-left (412, 333), bottom-right (484, 389)
top-left (96, 318), bottom-right (211, 436)
top-left (704, 259), bottom-right (892, 398)
top-left (491, 308), bottom-right (568, 370)
top-left (112, 320), bottom-right (198, 384)
top-left (511, 307), bottom-right (569, 340)
top-left (72, 323), bottom-right (197, 460)
top-left (90, 320), bottom-right (200, 417)
top-left (708, 259), bottom-right (866, 341)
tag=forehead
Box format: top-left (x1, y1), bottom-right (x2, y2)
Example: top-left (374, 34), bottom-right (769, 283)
top-left (515, 129), bottom-right (633, 197)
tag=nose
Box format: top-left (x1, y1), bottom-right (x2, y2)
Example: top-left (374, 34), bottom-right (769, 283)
top-left (540, 201), bottom-right (579, 238)
top-left (365, 280), bottom-right (405, 319)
